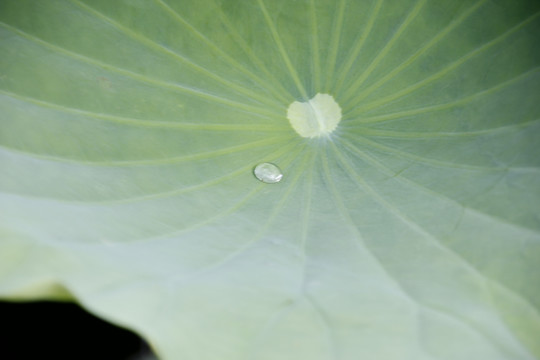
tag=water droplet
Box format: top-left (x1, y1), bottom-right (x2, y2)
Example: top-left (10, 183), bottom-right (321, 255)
top-left (287, 93), bottom-right (342, 138)
top-left (254, 162), bottom-right (283, 183)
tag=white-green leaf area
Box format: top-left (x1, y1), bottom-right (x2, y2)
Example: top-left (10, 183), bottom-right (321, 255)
top-left (1, 0), bottom-right (539, 359)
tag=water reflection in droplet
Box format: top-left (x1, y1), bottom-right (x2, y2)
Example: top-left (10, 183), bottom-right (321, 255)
top-left (253, 162), bottom-right (283, 184)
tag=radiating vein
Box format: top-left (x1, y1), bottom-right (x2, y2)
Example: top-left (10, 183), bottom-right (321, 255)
top-left (298, 149), bottom-right (339, 360)
top-left (343, 0), bottom-right (487, 108)
top-left (300, 150), bottom-right (318, 250)
top-left (333, 0), bottom-right (384, 94)
top-left (324, 0), bottom-right (346, 92)
top-left (0, 135), bottom-right (291, 167)
top-left (322, 149), bottom-right (520, 354)
top-left (330, 141), bottom-right (540, 336)
top-left (344, 66), bottom-right (540, 121)
top-left (124, 143), bottom-right (306, 244)
top-left (0, 90), bottom-right (288, 132)
top-left (256, 0), bottom-right (308, 99)
top-left (341, 0), bottom-right (426, 106)
top-left (342, 118), bottom-right (540, 139)
top-left (0, 22), bottom-right (281, 119)
top-left (320, 145), bottom-right (422, 306)
top-left (148, 183), bottom-right (268, 243)
top-left (70, 0), bottom-right (281, 109)
top-left (210, 0), bottom-right (295, 102)
top-left (0, 153), bottom-right (249, 207)
top-left (341, 133), bottom-right (511, 171)
top-left (83, 142), bottom-right (301, 205)
top-left (155, 0), bottom-right (290, 105)
top-left (166, 147), bottom-right (309, 281)
top-left (353, 11), bottom-right (540, 113)
top-left (309, 0), bottom-right (322, 92)
top-left (331, 145), bottom-right (536, 355)
top-left (338, 137), bottom-right (540, 236)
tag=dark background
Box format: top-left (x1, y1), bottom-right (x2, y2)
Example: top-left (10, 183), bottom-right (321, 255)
top-left (0, 300), bottom-right (156, 360)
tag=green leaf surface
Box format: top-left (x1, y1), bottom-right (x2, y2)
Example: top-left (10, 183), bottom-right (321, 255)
top-left (1, 0), bottom-right (539, 359)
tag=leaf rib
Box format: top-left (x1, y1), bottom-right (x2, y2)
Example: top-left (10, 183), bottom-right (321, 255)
top-left (353, 11), bottom-right (540, 114)
top-left (320, 145), bottom-right (424, 310)
top-left (209, 0), bottom-right (295, 101)
top-left (113, 143), bottom-right (306, 244)
top-left (0, 135), bottom-right (291, 167)
top-left (338, 137), bottom-right (540, 238)
top-left (341, 0), bottom-right (427, 106)
top-left (342, 118), bottom-right (540, 139)
top-left (0, 22), bottom-right (282, 119)
top-left (309, 0), bottom-right (322, 92)
top-left (341, 133), bottom-right (512, 172)
top-left (324, 0), bottom-right (347, 92)
top-left (323, 146), bottom-right (520, 356)
top-left (330, 142), bottom-right (540, 354)
top-left (344, 66), bottom-right (540, 122)
top-left (69, 0), bottom-right (281, 109)
top-left (154, 0), bottom-right (290, 105)
top-left (344, 0), bottom-right (488, 108)
top-left (166, 146), bottom-right (309, 280)
top-left (256, 0), bottom-right (308, 99)
top-left (0, 90), bottom-right (288, 132)
top-left (81, 142), bottom-right (301, 205)
top-left (333, 0), bottom-right (384, 94)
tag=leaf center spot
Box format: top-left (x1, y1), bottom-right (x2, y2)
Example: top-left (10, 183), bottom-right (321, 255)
top-left (286, 93), bottom-right (342, 138)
